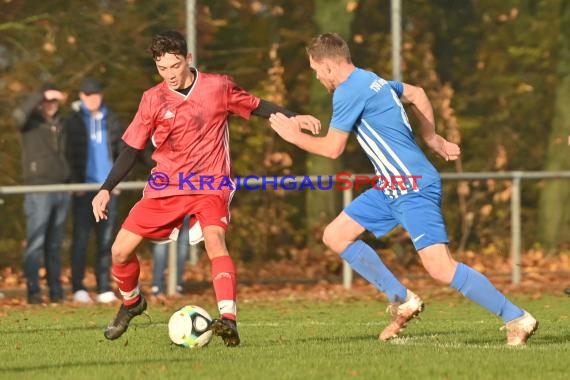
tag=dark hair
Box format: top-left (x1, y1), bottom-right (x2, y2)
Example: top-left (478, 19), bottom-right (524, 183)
top-left (306, 33), bottom-right (352, 64)
top-left (150, 30), bottom-right (187, 60)
top-left (41, 82), bottom-right (60, 92)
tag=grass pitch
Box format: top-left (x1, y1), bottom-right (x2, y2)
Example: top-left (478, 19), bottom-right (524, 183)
top-left (0, 294), bottom-right (568, 380)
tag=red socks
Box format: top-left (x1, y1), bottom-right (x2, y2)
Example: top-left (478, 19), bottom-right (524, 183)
top-left (211, 255), bottom-right (237, 320)
top-left (111, 254), bottom-right (237, 316)
top-left (112, 256), bottom-right (141, 306)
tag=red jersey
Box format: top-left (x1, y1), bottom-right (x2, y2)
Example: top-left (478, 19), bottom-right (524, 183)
top-left (123, 71), bottom-right (260, 198)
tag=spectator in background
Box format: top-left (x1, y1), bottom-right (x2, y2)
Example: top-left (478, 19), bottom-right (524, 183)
top-left (13, 83), bottom-right (71, 304)
top-left (65, 78), bottom-right (123, 304)
top-left (151, 214), bottom-right (191, 299)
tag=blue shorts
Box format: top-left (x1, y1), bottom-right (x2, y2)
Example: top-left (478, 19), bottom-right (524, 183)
top-left (344, 181), bottom-right (449, 250)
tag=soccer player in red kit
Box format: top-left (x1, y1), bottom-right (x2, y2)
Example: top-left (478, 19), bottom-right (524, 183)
top-left (91, 30), bottom-right (320, 346)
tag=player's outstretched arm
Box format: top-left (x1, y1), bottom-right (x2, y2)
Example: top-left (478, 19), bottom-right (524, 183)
top-left (400, 83), bottom-right (461, 161)
top-left (269, 112), bottom-right (349, 159)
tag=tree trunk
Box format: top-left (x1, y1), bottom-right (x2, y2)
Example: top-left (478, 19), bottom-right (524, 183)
top-left (306, 0), bottom-right (355, 243)
top-left (539, 2), bottom-right (570, 252)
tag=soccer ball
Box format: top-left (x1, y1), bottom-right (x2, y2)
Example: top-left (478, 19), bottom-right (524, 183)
top-left (168, 305), bottom-right (213, 348)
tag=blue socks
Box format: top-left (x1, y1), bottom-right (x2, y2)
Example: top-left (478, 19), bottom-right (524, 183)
top-left (340, 240), bottom-right (407, 303)
top-left (340, 241), bottom-right (523, 322)
top-left (451, 263), bottom-right (524, 323)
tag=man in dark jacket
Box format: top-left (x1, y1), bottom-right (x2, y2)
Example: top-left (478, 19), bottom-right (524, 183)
top-left (65, 78), bottom-right (124, 304)
top-left (13, 83), bottom-right (71, 304)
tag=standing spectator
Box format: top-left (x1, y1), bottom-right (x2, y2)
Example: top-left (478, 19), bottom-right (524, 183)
top-left (151, 214), bottom-right (192, 299)
top-left (65, 78), bottom-right (123, 304)
top-left (13, 84), bottom-right (71, 304)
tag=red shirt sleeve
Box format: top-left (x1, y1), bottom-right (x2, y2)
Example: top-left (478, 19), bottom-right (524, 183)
top-left (122, 92), bottom-right (154, 149)
top-left (226, 76), bottom-right (261, 120)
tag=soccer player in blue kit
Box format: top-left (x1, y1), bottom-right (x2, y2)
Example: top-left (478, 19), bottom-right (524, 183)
top-left (270, 33), bottom-right (538, 346)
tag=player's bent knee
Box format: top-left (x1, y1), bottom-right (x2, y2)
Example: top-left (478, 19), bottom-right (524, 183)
top-left (418, 245), bottom-right (457, 284)
top-left (322, 226), bottom-right (343, 254)
top-left (422, 262), bottom-right (454, 284)
top-left (428, 270), bottom-right (452, 284)
top-left (322, 226), bottom-right (334, 248)
top-left (111, 243), bottom-right (132, 264)
top-left (204, 238), bottom-right (227, 256)
top-left (203, 226), bottom-right (224, 254)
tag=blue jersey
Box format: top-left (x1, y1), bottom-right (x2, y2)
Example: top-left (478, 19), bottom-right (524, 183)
top-left (331, 68), bottom-right (440, 198)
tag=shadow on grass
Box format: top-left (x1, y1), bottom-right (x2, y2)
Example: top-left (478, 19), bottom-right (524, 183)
top-left (1, 356), bottom-right (191, 373)
top-left (526, 331), bottom-right (570, 345)
top-left (1, 318), bottom-right (158, 336)
top-left (388, 326), bottom-right (568, 347)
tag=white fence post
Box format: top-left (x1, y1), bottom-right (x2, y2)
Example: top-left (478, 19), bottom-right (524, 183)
top-left (167, 241), bottom-right (177, 296)
top-left (342, 185), bottom-right (354, 290)
top-left (511, 172), bottom-right (522, 285)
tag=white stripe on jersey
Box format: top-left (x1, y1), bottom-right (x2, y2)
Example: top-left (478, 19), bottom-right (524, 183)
top-left (390, 90), bottom-right (412, 132)
top-left (356, 120), bottom-right (408, 197)
top-left (356, 131), bottom-right (401, 198)
top-left (358, 119), bottom-right (419, 197)
top-left (356, 132), bottom-right (387, 175)
top-left (362, 120), bottom-right (415, 181)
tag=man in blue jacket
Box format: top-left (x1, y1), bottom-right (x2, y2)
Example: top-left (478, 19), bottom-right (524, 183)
top-left (65, 78), bottom-right (124, 304)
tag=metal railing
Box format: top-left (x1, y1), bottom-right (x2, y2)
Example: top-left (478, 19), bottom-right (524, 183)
top-left (2, 171), bottom-right (570, 293)
top-left (440, 171), bottom-right (570, 285)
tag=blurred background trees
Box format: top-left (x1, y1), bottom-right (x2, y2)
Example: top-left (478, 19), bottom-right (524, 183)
top-left (0, 0), bottom-right (568, 270)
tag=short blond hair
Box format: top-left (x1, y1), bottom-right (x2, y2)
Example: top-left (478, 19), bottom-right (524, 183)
top-left (306, 33), bottom-right (352, 64)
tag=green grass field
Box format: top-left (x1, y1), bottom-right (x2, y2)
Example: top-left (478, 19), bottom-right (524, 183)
top-left (0, 294), bottom-right (568, 380)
